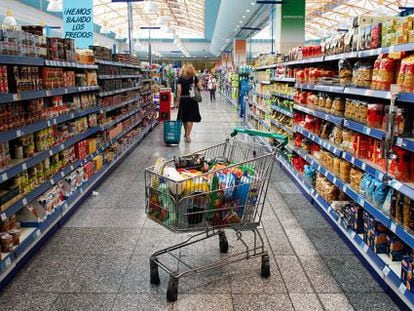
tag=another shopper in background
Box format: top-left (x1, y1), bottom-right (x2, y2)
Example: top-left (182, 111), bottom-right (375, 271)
top-left (207, 74), bottom-right (217, 102)
top-left (176, 64), bottom-right (202, 143)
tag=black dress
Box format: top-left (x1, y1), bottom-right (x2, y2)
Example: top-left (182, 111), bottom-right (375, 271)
top-left (177, 76), bottom-right (202, 123)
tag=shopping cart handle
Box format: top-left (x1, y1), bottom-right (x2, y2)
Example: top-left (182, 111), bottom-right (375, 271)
top-left (231, 128), bottom-right (288, 145)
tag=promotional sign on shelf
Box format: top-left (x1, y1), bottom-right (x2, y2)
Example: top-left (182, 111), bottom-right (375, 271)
top-left (233, 40), bottom-right (246, 67)
top-left (63, 0), bottom-right (94, 48)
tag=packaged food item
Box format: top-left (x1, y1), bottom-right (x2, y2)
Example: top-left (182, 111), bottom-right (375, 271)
top-left (332, 97), bottom-right (345, 116)
top-left (339, 59), bottom-right (353, 86)
top-left (352, 61), bottom-right (373, 88)
top-left (0, 233), bottom-right (13, 253)
top-left (350, 167), bottom-right (364, 190)
top-left (340, 160), bottom-right (351, 183)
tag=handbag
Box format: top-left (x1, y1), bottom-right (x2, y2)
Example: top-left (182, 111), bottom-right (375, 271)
top-left (190, 76), bottom-right (202, 103)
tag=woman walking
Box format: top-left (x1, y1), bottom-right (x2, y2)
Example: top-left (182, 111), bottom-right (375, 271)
top-left (207, 74), bottom-right (217, 102)
top-left (176, 64), bottom-right (202, 143)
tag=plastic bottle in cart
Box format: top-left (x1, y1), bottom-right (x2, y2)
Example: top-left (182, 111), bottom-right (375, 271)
top-left (158, 182), bottom-right (176, 225)
top-left (235, 172), bottom-right (251, 218)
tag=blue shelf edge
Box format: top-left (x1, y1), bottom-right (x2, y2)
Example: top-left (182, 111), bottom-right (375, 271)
top-left (270, 119), bottom-right (294, 136)
top-left (343, 119), bottom-right (385, 140)
top-left (294, 125), bottom-right (342, 157)
top-left (270, 104), bottom-right (294, 118)
top-left (293, 104), bottom-right (343, 126)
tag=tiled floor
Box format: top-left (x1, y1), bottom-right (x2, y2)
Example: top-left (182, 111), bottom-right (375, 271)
top-left (0, 92), bottom-right (402, 310)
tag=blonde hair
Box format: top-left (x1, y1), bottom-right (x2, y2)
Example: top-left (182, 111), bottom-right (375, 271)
top-left (180, 64), bottom-right (196, 79)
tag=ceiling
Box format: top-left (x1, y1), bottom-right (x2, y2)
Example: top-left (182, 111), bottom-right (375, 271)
top-left (306, 0), bottom-right (414, 40)
top-left (94, 0), bottom-right (205, 39)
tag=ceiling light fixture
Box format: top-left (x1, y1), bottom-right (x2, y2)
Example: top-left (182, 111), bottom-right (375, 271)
top-left (100, 21), bottom-right (110, 34)
top-left (246, 9), bottom-right (250, 12)
top-left (3, 8), bottom-right (17, 26)
top-left (47, 0), bottom-right (63, 13)
top-left (143, 1), bottom-right (159, 14)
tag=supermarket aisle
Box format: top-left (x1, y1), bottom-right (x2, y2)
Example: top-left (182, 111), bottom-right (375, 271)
top-left (0, 92), bottom-right (401, 311)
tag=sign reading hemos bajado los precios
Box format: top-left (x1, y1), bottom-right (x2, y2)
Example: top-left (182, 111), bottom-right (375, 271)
top-left (63, 0), bottom-right (94, 48)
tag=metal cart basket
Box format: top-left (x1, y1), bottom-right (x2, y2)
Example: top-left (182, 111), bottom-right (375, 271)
top-left (145, 128), bottom-right (287, 302)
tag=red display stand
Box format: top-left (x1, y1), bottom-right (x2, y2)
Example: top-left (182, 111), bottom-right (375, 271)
top-left (159, 88), bottom-right (172, 122)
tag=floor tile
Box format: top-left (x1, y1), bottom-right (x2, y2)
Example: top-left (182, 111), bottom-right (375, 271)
top-left (345, 293), bottom-right (401, 311)
top-left (298, 256), bottom-right (343, 293)
top-left (319, 293), bottom-right (354, 311)
top-left (232, 293), bottom-right (293, 311)
top-left (173, 294), bottom-right (233, 311)
top-left (0, 292), bottom-right (58, 311)
top-left (306, 228), bottom-right (353, 256)
top-left (112, 293), bottom-right (173, 311)
top-left (49, 293), bottom-right (116, 311)
top-left (63, 255), bottom-right (130, 293)
top-left (282, 194), bottom-right (313, 210)
top-left (289, 293), bottom-right (324, 311)
top-left (284, 228), bottom-right (318, 256)
top-left (322, 255), bottom-right (383, 293)
top-left (275, 255), bottom-right (314, 293)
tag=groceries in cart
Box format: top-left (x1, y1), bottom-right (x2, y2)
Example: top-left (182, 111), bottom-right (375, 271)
top-left (148, 155), bottom-right (261, 229)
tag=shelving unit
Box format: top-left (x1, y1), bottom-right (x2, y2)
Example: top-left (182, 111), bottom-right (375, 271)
top-left (252, 42), bottom-right (414, 309)
top-left (0, 52), bottom-right (157, 287)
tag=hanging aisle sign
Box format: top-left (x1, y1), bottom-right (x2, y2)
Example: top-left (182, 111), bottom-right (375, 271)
top-left (63, 0), bottom-right (94, 48)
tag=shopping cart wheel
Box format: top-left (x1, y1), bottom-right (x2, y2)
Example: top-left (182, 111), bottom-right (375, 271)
top-left (167, 276), bottom-right (179, 302)
top-left (261, 255), bottom-right (271, 278)
top-left (150, 258), bottom-right (160, 285)
top-left (219, 232), bottom-right (229, 254)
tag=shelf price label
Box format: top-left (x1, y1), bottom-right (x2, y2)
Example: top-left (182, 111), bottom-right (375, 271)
top-left (399, 283), bottom-right (407, 294)
top-left (390, 222), bottom-right (397, 233)
top-left (4, 257), bottom-right (12, 268)
top-left (382, 266), bottom-right (391, 277)
top-left (0, 213), bottom-right (6, 221)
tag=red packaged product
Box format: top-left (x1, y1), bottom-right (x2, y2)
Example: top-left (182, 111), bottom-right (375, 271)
top-left (367, 104), bottom-right (384, 129)
top-left (390, 146), bottom-right (411, 181)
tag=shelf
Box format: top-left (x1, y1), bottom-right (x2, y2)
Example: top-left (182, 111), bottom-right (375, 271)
top-left (0, 106), bottom-right (99, 143)
top-left (255, 64), bottom-right (277, 70)
top-left (95, 59), bottom-right (141, 69)
top-left (285, 56), bottom-right (324, 66)
top-left (257, 81), bottom-right (271, 85)
top-left (250, 113), bottom-right (270, 130)
top-left (0, 55), bottom-right (44, 66)
top-left (251, 102), bottom-right (270, 115)
top-left (0, 127), bottom-right (100, 184)
top-left (270, 77), bottom-right (295, 83)
top-left (271, 92), bottom-right (294, 101)
top-left (98, 86), bottom-right (141, 97)
top-left (343, 119), bottom-right (385, 140)
top-left (270, 119), bottom-right (294, 136)
top-left (254, 93), bottom-right (271, 100)
top-left (344, 87), bottom-right (391, 100)
top-left (293, 104), bottom-right (343, 126)
top-left (270, 104), bottom-right (294, 118)
top-left (294, 125), bottom-right (342, 157)
top-left (395, 137), bottom-right (414, 153)
top-left (99, 97), bottom-right (140, 114)
top-left (44, 60), bottom-right (98, 70)
top-left (100, 108), bottom-right (142, 131)
top-left (0, 119), bottom-right (156, 281)
top-left (98, 74), bottom-right (142, 80)
top-left (0, 86), bottom-right (99, 104)
top-left (324, 52), bottom-right (360, 61)
top-left (0, 55), bottom-right (98, 69)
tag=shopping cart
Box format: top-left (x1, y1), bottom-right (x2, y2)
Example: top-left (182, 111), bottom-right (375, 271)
top-left (145, 128), bottom-right (287, 302)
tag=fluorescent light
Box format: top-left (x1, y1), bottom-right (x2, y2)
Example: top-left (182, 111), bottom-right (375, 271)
top-left (246, 9), bottom-right (250, 12)
top-left (3, 8), bottom-right (17, 26)
top-left (242, 16), bottom-right (246, 19)
top-left (47, 0), bottom-right (62, 13)
top-left (144, 1), bottom-right (159, 13)
top-left (251, 1), bottom-right (255, 5)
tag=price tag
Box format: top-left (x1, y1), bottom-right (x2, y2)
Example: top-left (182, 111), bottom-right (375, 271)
top-left (393, 180), bottom-right (403, 190)
top-left (47, 120), bottom-right (51, 127)
top-left (35, 229), bottom-right (41, 239)
top-left (70, 165), bottom-right (74, 171)
top-left (327, 206), bottom-right (332, 213)
top-left (50, 179), bottom-right (55, 186)
top-left (383, 266), bottom-right (391, 277)
top-left (12, 94), bottom-right (21, 101)
top-left (0, 213), bottom-right (6, 221)
top-left (60, 171), bottom-right (65, 178)
top-left (396, 137), bottom-right (403, 146)
top-left (358, 197), bottom-right (365, 206)
top-left (390, 222), bottom-right (397, 233)
top-left (49, 150), bottom-right (53, 156)
top-left (363, 244), bottom-right (369, 253)
top-left (364, 127), bottom-right (371, 136)
top-left (22, 163), bottom-right (27, 171)
top-left (53, 119), bottom-right (57, 125)
top-left (22, 198), bottom-right (28, 206)
top-left (333, 177), bottom-right (337, 184)
top-left (16, 129), bottom-right (22, 137)
top-left (46, 90), bottom-right (52, 97)
top-left (361, 163), bottom-right (366, 170)
top-left (377, 172), bottom-right (384, 180)
top-left (80, 188), bottom-right (84, 194)
top-left (351, 157), bottom-right (355, 164)
top-left (70, 113), bottom-right (75, 119)
top-left (62, 202), bottom-right (69, 212)
top-left (60, 144), bottom-right (65, 151)
top-left (344, 120), bottom-right (349, 127)
top-left (5, 257), bottom-right (11, 267)
top-left (389, 46), bottom-right (395, 53)
top-left (333, 148), bottom-right (338, 154)
top-left (399, 283), bottom-right (407, 294)
top-left (351, 231), bottom-right (356, 239)
top-left (318, 165), bottom-right (321, 171)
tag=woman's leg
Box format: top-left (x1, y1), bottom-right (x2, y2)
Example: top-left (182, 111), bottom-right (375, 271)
top-left (209, 90), bottom-right (213, 101)
top-left (213, 89), bottom-right (216, 101)
top-left (184, 122), bottom-right (193, 141)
